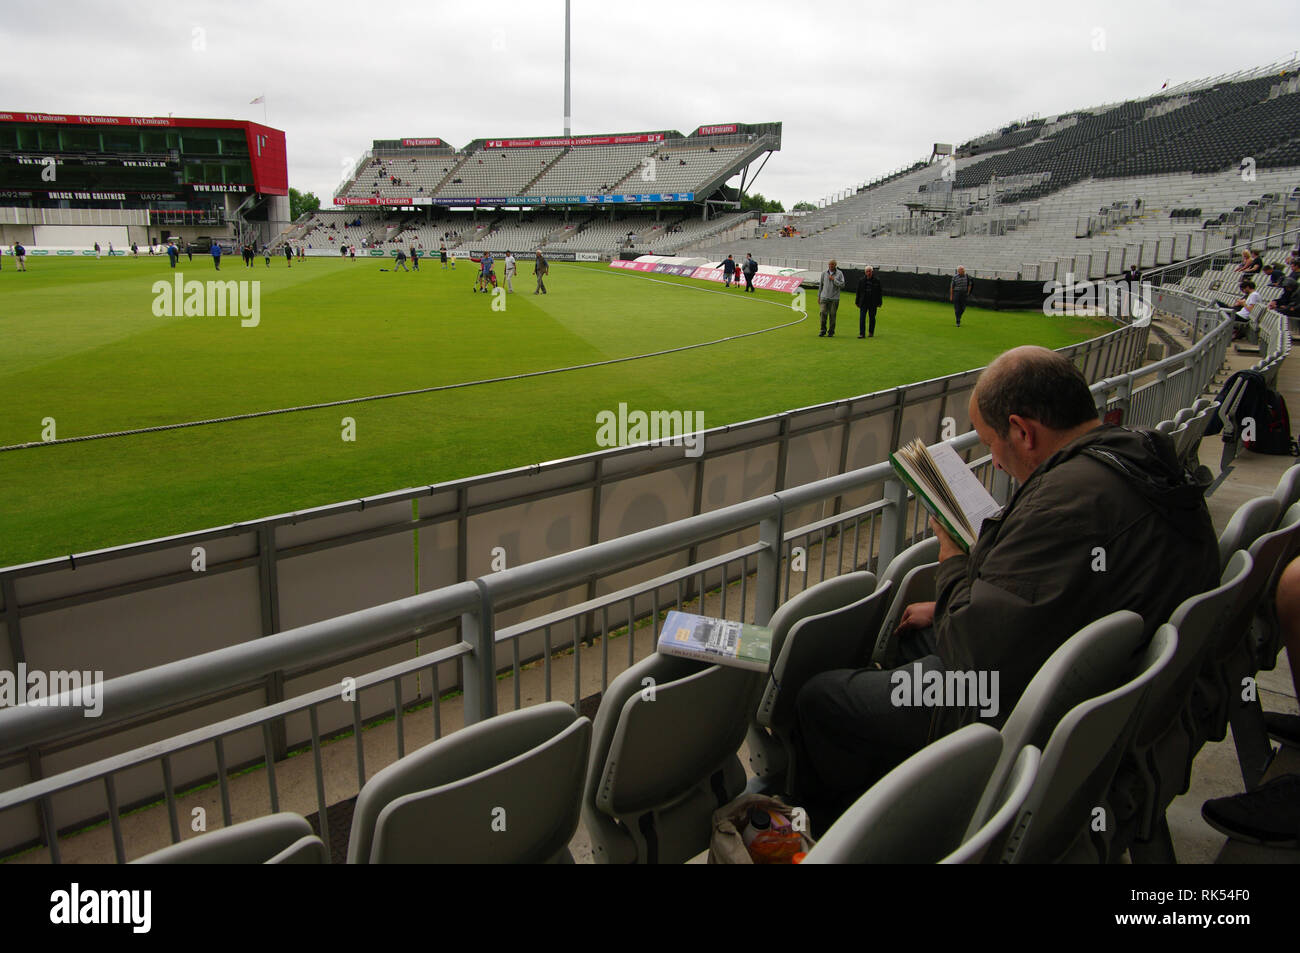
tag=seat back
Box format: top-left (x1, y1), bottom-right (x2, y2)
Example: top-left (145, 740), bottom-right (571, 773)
top-left (586, 654), bottom-right (758, 863)
top-left (746, 572), bottom-right (876, 782)
top-left (1172, 407), bottom-right (1195, 427)
top-left (349, 701), bottom-right (590, 864)
top-left (1176, 406), bottom-right (1217, 466)
top-left (1253, 501), bottom-right (1300, 668)
top-left (1003, 625), bottom-right (1177, 864)
top-left (967, 610), bottom-right (1147, 836)
top-left (1154, 419), bottom-right (1176, 434)
top-left (801, 724), bottom-right (1003, 864)
top-left (1273, 464), bottom-right (1300, 513)
top-left (942, 745), bottom-right (1040, 864)
top-left (1236, 502), bottom-right (1300, 667)
top-left (872, 562), bottom-right (940, 666)
top-left (132, 813), bottom-right (325, 864)
top-left (267, 835), bottom-right (331, 864)
top-left (757, 582), bottom-right (895, 731)
top-left (1138, 551), bottom-right (1252, 750)
top-left (1217, 496), bottom-right (1281, 570)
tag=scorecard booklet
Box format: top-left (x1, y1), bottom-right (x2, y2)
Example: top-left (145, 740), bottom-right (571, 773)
top-left (889, 438), bottom-right (1002, 553)
top-left (656, 610), bottom-right (774, 672)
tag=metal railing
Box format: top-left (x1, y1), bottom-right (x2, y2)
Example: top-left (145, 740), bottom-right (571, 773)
top-left (0, 296), bottom-right (1255, 860)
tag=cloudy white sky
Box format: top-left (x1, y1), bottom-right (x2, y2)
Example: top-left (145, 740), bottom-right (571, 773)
top-left (4, 1), bottom-right (1300, 208)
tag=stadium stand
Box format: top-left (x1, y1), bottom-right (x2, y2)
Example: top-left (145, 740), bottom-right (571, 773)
top-left (5, 70), bottom-right (1300, 865)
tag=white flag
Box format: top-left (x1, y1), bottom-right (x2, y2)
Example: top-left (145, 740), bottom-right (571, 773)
top-left (249, 95), bottom-right (265, 105)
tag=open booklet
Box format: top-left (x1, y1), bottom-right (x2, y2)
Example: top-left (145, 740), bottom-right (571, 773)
top-left (889, 438), bottom-right (1002, 553)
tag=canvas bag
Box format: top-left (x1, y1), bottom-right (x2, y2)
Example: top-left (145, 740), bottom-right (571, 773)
top-left (708, 793), bottom-right (816, 864)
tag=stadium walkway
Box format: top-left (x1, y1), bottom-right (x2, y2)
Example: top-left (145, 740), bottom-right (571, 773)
top-left (6, 320), bottom-right (1297, 865)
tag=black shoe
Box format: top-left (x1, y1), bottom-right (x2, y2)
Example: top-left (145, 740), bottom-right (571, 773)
top-left (818, 331), bottom-right (826, 337)
top-left (858, 334), bottom-right (866, 339)
top-left (1264, 711), bottom-right (1300, 748)
top-left (827, 333), bottom-right (834, 337)
top-left (1201, 773), bottom-right (1300, 847)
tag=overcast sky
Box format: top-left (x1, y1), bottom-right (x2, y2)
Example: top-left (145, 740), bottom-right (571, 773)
top-left (4, 1), bottom-right (1300, 209)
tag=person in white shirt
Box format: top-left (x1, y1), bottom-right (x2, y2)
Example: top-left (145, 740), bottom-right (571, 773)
top-left (1233, 279), bottom-right (1261, 338)
top-left (504, 251), bottom-right (517, 293)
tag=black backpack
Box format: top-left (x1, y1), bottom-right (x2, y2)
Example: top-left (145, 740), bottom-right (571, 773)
top-left (1252, 388), bottom-right (1299, 456)
top-left (1206, 369), bottom-right (1299, 456)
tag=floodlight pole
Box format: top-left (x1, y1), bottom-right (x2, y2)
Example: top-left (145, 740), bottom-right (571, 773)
top-left (564, 0), bottom-right (571, 138)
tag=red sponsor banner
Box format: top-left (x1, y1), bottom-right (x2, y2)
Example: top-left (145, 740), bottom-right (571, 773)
top-left (696, 124), bottom-right (738, 136)
top-left (335, 196), bottom-right (414, 206)
top-left (611, 258), bottom-right (804, 292)
top-left (401, 138), bottom-right (443, 147)
top-left (690, 265), bottom-right (803, 293)
top-left (1, 112), bottom-right (269, 131)
top-left (484, 134), bottom-right (664, 149)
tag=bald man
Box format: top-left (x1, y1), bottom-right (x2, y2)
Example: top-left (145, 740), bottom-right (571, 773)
top-left (792, 346), bottom-right (1219, 822)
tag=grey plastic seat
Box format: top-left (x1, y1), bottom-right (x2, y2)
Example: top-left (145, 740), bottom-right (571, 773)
top-left (744, 572), bottom-right (878, 789)
top-left (1154, 419), bottom-right (1176, 434)
top-left (1109, 552), bottom-right (1252, 863)
top-left (1176, 405), bottom-right (1217, 469)
top-left (1172, 407), bottom-right (1195, 427)
top-left (802, 724), bottom-right (1039, 864)
top-left (965, 610), bottom-right (1149, 863)
top-left (347, 701), bottom-right (590, 863)
top-left (1217, 496), bottom-right (1281, 570)
top-left (132, 812), bottom-right (327, 864)
top-left (1000, 624), bottom-right (1175, 864)
top-left (585, 654), bottom-right (758, 863)
top-left (751, 580), bottom-right (894, 795)
top-left (1252, 501), bottom-right (1300, 672)
top-left (1273, 464), bottom-right (1300, 514)
top-left (1213, 503), bottom-right (1300, 788)
top-left (871, 536), bottom-right (941, 666)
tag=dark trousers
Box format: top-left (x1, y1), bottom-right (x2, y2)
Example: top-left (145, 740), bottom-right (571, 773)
top-left (744, 272), bottom-right (754, 291)
top-left (953, 293), bottom-right (968, 324)
top-left (792, 627), bottom-right (948, 828)
top-left (859, 305), bottom-right (877, 337)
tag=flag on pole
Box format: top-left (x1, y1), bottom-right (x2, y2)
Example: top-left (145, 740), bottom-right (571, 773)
top-left (250, 95), bottom-right (265, 104)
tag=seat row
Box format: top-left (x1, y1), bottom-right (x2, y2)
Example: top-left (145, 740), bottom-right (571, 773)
top-left (129, 453), bottom-right (1300, 863)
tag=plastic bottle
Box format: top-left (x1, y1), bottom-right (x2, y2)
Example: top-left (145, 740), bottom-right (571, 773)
top-left (742, 807), bottom-right (771, 851)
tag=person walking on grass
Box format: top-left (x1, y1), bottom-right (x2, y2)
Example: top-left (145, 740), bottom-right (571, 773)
top-left (818, 259), bottom-right (845, 337)
top-left (534, 250), bottom-right (549, 294)
top-left (950, 265), bottom-right (973, 327)
top-left (855, 266), bottom-right (883, 338)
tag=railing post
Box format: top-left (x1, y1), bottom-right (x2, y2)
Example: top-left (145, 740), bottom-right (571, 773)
top-left (878, 478), bottom-right (909, 573)
top-left (755, 501), bottom-right (783, 625)
top-left (461, 579), bottom-right (497, 725)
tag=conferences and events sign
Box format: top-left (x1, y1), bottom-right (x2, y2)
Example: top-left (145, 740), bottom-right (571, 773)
top-left (612, 257), bottom-right (804, 293)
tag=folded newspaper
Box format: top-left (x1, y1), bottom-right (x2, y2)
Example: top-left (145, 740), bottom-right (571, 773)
top-left (889, 438), bottom-right (1002, 552)
top-left (656, 610), bottom-right (773, 672)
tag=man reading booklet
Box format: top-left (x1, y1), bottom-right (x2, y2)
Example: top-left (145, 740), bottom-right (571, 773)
top-left (791, 346), bottom-right (1220, 826)
top-left (890, 438), bottom-right (1002, 552)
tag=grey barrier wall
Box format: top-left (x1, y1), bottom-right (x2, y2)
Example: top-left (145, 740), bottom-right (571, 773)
top-left (0, 320), bottom-right (1148, 854)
